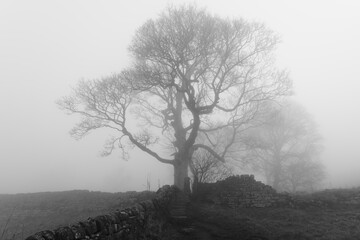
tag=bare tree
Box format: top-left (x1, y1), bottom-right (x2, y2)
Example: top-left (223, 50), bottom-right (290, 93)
top-left (190, 149), bottom-right (234, 194)
top-left (240, 101), bottom-right (324, 192)
top-left (190, 148), bottom-right (234, 184)
top-left (284, 157), bottom-right (325, 192)
top-left (189, 127), bottom-right (236, 194)
top-left (57, 5), bottom-right (291, 190)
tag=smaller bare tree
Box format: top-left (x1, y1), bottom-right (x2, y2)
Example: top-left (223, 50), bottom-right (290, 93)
top-left (189, 130), bottom-right (236, 194)
top-left (190, 150), bottom-right (233, 184)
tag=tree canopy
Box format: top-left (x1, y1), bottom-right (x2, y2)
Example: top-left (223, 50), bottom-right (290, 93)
top-left (58, 5), bottom-right (291, 189)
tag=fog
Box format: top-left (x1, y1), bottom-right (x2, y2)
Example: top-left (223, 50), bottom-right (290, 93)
top-left (0, 0), bottom-right (359, 193)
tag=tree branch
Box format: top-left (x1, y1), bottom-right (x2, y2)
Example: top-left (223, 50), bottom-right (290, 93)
top-left (192, 144), bottom-right (225, 163)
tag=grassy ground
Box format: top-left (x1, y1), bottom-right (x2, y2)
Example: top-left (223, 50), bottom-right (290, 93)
top-left (2, 188), bottom-right (360, 240)
top-left (164, 188), bottom-right (360, 240)
top-left (0, 190), bottom-right (155, 240)
top-left (184, 203), bottom-right (360, 240)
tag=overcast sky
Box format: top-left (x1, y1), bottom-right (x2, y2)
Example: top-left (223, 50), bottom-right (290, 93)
top-left (1, 0), bottom-right (359, 193)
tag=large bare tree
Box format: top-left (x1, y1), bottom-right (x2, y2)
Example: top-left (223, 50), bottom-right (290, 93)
top-left (58, 5), bottom-right (291, 190)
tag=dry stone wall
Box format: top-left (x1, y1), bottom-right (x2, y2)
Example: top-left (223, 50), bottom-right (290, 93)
top-left (25, 185), bottom-right (178, 240)
top-left (196, 175), bottom-right (291, 208)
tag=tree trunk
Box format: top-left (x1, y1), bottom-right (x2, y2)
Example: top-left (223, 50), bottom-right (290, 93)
top-left (272, 160), bottom-right (282, 191)
top-left (192, 174), bottom-right (199, 194)
top-left (273, 173), bottom-right (280, 191)
top-left (173, 158), bottom-right (189, 191)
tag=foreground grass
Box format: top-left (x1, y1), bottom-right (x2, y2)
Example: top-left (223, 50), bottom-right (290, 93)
top-left (0, 190), bottom-right (155, 240)
top-left (187, 202), bottom-right (360, 240)
top-left (2, 188), bottom-right (360, 240)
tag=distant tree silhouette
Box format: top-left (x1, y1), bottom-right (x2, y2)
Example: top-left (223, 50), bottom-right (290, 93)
top-left (239, 101), bottom-right (324, 192)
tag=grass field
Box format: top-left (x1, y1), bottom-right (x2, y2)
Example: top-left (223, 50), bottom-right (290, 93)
top-left (2, 188), bottom-right (360, 240)
top-left (0, 190), bottom-right (155, 240)
top-left (168, 188), bottom-right (360, 240)
top-left (185, 203), bottom-right (360, 240)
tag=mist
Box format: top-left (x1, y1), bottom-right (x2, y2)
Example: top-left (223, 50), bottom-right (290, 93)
top-left (1, 0), bottom-right (360, 194)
